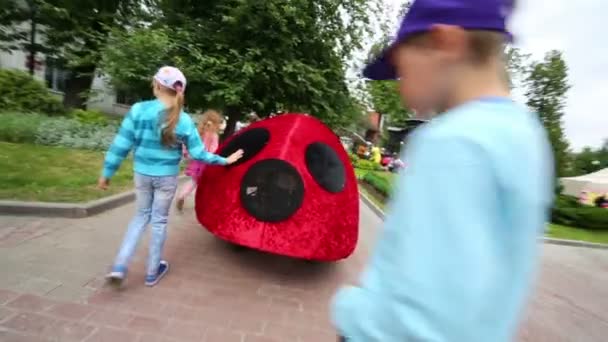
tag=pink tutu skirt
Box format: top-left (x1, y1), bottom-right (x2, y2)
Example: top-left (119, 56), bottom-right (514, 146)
top-left (184, 160), bottom-right (207, 181)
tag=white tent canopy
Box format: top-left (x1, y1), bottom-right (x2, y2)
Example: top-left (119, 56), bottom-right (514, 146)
top-left (561, 168), bottom-right (608, 197)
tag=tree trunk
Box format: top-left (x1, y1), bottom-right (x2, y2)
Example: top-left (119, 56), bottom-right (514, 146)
top-left (221, 107), bottom-right (244, 141)
top-left (27, 17), bottom-right (36, 76)
top-left (62, 65), bottom-right (95, 109)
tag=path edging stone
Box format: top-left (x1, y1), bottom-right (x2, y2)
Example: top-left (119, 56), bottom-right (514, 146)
top-left (0, 176), bottom-right (188, 218)
top-left (359, 191), bottom-right (608, 250)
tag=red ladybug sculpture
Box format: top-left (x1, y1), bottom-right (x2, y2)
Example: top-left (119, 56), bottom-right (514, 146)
top-left (195, 113), bottom-right (359, 261)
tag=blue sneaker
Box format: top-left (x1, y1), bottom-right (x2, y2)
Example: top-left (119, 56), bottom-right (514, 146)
top-left (145, 260), bottom-right (169, 287)
top-left (106, 265), bottom-right (127, 288)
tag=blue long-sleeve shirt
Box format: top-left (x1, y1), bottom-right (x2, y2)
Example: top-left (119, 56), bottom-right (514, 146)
top-left (102, 99), bottom-right (227, 178)
top-left (332, 98), bottom-right (554, 342)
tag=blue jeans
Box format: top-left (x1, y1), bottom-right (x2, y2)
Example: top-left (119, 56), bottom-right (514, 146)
top-left (113, 173), bottom-right (178, 277)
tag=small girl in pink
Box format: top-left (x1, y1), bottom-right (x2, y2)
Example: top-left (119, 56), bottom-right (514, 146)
top-left (175, 110), bottom-right (223, 211)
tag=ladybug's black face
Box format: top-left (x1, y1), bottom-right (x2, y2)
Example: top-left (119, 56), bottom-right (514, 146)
top-left (240, 159), bottom-right (304, 222)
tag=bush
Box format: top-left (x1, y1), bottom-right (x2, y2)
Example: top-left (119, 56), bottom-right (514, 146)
top-left (0, 111), bottom-right (119, 150)
top-left (35, 117), bottom-right (118, 151)
top-left (0, 69), bottom-right (64, 115)
top-left (363, 172), bottom-right (392, 197)
top-left (0, 112), bottom-right (49, 143)
top-left (68, 109), bottom-right (112, 125)
top-left (349, 153), bottom-right (359, 165)
top-left (554, 194), bottom-right (582, 208)
top-left (552, 195), bottom-right (608, 230)
top-left (354, 159), bottom-right (384, 171)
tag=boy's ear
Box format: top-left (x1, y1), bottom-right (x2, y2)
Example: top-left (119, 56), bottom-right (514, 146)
top-left (429, 24), bottom-right (468, 56)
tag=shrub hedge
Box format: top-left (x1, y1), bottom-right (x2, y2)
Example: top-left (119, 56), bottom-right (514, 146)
top-left (0, 112), bottom-right (50, 143)
top-left (355, 159), bottom-right (384, 171)
top-left (363, 172), bottom-right (392, 197)
top-left (0, 69), bottom-right (64, 115)
top-left (0, 112), bottom-right (119, 151)
top-left (551, 195), bottom-right (608, 230)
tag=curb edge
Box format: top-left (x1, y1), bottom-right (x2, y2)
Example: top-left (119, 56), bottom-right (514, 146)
top-left (0, 176), bottom-right (188, 218)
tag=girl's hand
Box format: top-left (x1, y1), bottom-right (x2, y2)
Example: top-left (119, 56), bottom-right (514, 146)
top-left (226, 149), bottom-right (244, 164)
top-left (97, 177), bottom-right (110, 190)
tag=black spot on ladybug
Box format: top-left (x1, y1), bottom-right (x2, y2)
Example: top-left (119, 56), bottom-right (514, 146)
top-left (219, 127), bottom-right (270, 166)
top-left (305, 142), bottom-right (346, 193)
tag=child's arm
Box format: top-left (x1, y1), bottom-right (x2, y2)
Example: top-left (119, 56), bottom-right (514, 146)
top-left (101, 105), bottom-right (137, 179)
top-left (182, 144), bottom-right (190, 159)
top-left (184, 121), bottom-right (227, 165)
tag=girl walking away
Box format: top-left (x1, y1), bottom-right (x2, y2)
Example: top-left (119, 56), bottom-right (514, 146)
top-left (98, 66), bottom-right (243, 287)
top-left (175, 110), bottom-right (223, 211)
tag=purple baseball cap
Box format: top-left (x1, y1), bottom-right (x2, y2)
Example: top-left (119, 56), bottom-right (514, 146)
top-left (363, 0), bottom-right (514, 80)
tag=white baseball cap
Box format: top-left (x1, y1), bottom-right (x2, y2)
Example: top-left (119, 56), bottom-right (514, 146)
top-left (153, 66), bottom-right (187, 93)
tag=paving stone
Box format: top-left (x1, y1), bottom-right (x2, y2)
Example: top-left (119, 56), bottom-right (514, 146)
top-left (1, 312), bottom-right (57, 335)
top-left (17, 277), bottom-right (62, 296)
top-left (0, 329), bottom-right (49, 342)
top-left (0, 306), bottom-right (15, 321)
top-left (6, 294), bottom-right (56, 312)
top-left (127, 315), bottom-right (168, 333)
top-left (45, 302), bottom-right (95, 321)
top-left (203, 327), bottom-right (244, 342)
top-left (45, 319), bottom-right (96, 341)
top-left (243, 335), bottom-right (283, 342)
top-left (44, 284), bottom-right (95, 302)
top-left (0, 289), bottom-right (19, 304)
top-left (85, 308), bottom-right (134, 329)
top-left (162, 319), bottom-right (207, 341)
top-left (84, 327), bottom-right (139, 342)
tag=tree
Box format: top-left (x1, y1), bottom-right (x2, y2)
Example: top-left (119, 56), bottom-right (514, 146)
top-left (600, 139), bottom-right (608, 168)
top-left (0, 0), bottom-right (49, 74)
top-left (101, 0), bottom-right (381, 136)
top-left (367, 80), bottom-right (412, 126)
top-left (0, 0), bottom-right (150, 109)
top-left (525, 50), bottom-right (571, 176)
top-left (571, 147), bottom-right (604, 176)
top-left (43, 0), bottom-right (153, 109)
top-left (363, 2), bottom-right (414, 129)
top-left (504, 45), bottom-right (530, 90)
top-left (569, 140), bottom-right (608, 176)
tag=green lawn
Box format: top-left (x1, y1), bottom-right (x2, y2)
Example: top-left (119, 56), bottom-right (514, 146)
top-left (0, 142), bottom-right (133, 202)
top-left (356, 167), bottom-right (607, 245)
top-left (546, 224), bottom-right (608, 245)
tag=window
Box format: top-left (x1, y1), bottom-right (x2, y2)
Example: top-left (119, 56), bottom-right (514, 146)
top-left (44, 58), bottom-right (68, 93)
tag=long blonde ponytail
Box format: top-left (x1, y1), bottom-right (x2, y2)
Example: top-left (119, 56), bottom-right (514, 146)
top-left (161, 90), bottom-right (184, 147)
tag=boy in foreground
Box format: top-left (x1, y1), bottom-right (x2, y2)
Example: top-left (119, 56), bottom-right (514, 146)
top-left (332, 0), bottom-right (554, 341)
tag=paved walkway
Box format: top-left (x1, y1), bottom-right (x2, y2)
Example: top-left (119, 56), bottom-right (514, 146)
top-left (0, 198), bottom-right (607, 341)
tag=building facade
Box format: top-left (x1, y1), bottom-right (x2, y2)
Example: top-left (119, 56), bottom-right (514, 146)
top-left (0, 47), bottom-right (131, 116)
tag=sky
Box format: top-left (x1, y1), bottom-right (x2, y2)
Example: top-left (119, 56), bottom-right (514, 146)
top-left (359, 0), bottom-right (607, 151)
